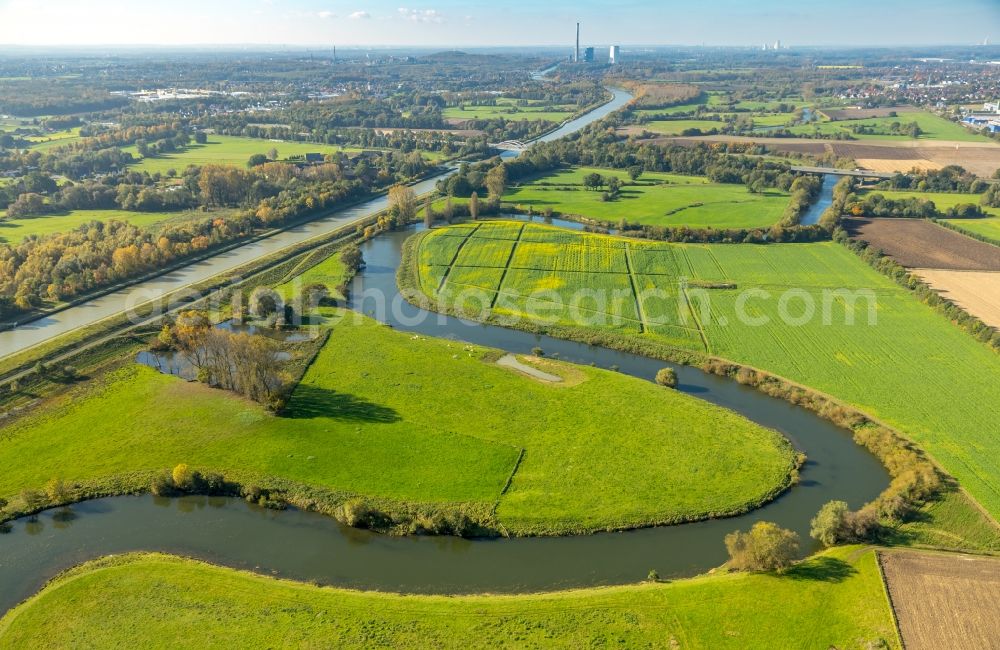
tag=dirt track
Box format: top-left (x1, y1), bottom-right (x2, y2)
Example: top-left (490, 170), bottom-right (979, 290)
top-left (912, 269), bottom-right (1000, 328)
top-left (879, 551), bottom-right (1000, 650)
top-left (844, 218), bottom-right (1000, 271)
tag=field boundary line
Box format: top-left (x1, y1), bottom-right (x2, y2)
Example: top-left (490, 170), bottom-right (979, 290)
top-left (623, 243), bottom-right (648, 334)
top-left (492, 447), bottom-right (526, 538)
top-left (437, 224), bottom-right (480, 293)
top-left (489, 223), bottom-right (526, 309)
top-left (681, 286), bottom-right (711, 353)
top-left (874, 550), bottom-right (907, 650)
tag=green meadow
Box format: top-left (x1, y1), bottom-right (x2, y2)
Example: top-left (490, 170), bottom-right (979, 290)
top-left (857, 189), bottom-right (999, 215)
top-left (788, 111), bottom-right (990, 142)
top-left (0, 208), bottom-right (235, 244)
top-left (633, 119), bottom-right (730, 135)
top-left (413, 223), bottom-right (1000, 520)
top-left (0, 548), bottom-right (898, 649)
top-left (504, 166), bottom-right (790, 229)
top-left (123, 135), bottom-right (444, 175)
top-left (0, 311), bottom-right (794, 535)
top-left (442, 98), bottom-right (576, 123)
top-left (942, 215), bottom-right (1000, 240)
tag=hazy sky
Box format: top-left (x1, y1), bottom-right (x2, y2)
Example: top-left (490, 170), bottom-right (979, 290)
top-left (0, 0), bottom-right (997, 47)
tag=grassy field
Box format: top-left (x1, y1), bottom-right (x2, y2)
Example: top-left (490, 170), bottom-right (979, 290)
top-left (0, 208), bottom-right (234, 244)
top-left (634, 119), bottom-right (730, 135)
top-left (276, 249), bottom-right (348, 302)
top-left (414, 223), bottom-right (1000, 520)
top-left (891, 489), bottom-right (1000, 552)
top-left (504, 166), bottom-right (790, 229)
top-left (786, 111), bottom-right (991, 142)
top-left (0, 548), bottom-right (899, 649)
top-left (0, 312), bottom-right (794, 535)
top-left (122, 135), bottom-right (444, 175)
top-left (442, 99), bottom-right (576, 123)
top-left (857, 189), bottom-right (999, 215)
top-left (942, 216), bottom-right (1000, 241)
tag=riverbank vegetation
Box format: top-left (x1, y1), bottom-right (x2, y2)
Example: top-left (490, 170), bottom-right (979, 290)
top-left (0, 549), bottom-right (899, 649)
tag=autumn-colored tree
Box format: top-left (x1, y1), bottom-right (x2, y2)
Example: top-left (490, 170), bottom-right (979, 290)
top-left (44, 478), bottom-right (71, 504)
top-left (485, 163), bottom-right (507, 205)
top-left (172, 463), bottom-right (195, 489)
top-left (388, 184), bottom-right (417, 223)
top-left (469, 191), bottom-right (480, 221)
top-left (725, 521), bottom-right (799, 572)
top-left (20, 489), bottom-right (46, 520)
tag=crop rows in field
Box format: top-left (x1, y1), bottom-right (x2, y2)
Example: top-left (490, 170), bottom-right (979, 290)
top-left (420, 223), bottom-right (705, 344)
top-left (416, 223), bottom-right (1000, 521)
top-left (469, 221), bottom-right (524, 241)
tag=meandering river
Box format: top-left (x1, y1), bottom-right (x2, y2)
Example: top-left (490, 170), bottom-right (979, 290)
top-left (0, 86), bottom-right (889, 614)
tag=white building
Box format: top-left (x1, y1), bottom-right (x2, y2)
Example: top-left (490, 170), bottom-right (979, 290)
top-left (609, 45), bottom-right (620, 64)
top-left (984, 101), bottom-right (1000, 114)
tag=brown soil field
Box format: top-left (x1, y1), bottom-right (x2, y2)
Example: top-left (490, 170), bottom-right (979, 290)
top-left (645, 135), bottom-right (1000, 177)
top-left (913, 146), bottom-right (1000, 178)
top-left (844, 218), bottom-right (1000, 271)
top-left (879, 551), bottom-right (1000, 650)
top-left (912, 269), bottom-right (1000, 328)
top-left (821, 106), bottom-right (916, 120)
top-left (828, 143), bottom-right (927, 159)
top-left (642, 135), bottom-right (831, 155)
top-left (855, 158), bottom-right (942, 173)
top-left (620, 81), bottom-right (701, 108)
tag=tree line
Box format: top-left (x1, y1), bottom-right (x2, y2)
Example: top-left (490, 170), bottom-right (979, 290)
top-left (0, 156), bottom-right (429, 317)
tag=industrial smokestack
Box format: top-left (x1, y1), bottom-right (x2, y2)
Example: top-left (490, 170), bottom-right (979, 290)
top-left (575, 23), bottom-right (580, 62)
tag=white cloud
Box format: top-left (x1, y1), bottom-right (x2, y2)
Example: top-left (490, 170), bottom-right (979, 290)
top-left (317, 10), bottom-right (335, 19)
top-left (349, 10), bottom-right (371, 19)
top-left (397, 7), bottom-right (444, 23)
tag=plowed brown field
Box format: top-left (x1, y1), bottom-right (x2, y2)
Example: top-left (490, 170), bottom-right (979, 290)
top-left (879, 551), bottom-right (1000, 650)
top-left (844, 218), bottom-right (1000, 271)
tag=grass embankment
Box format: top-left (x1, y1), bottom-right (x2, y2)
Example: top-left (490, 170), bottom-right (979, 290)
top-left (0, 311), bottom-right (795, 535)
top-left (504, 167), bottom-right (790, 229)
top-left (889, 489), bottom-right (1000, 553)
top-left (0, 548), bottom-right (899, 649)
top-left (411, 222), bottom-right (1000, 521)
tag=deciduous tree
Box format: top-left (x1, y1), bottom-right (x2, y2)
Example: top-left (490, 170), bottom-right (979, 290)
top-left (724, 521), bottom-right (799, 572)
